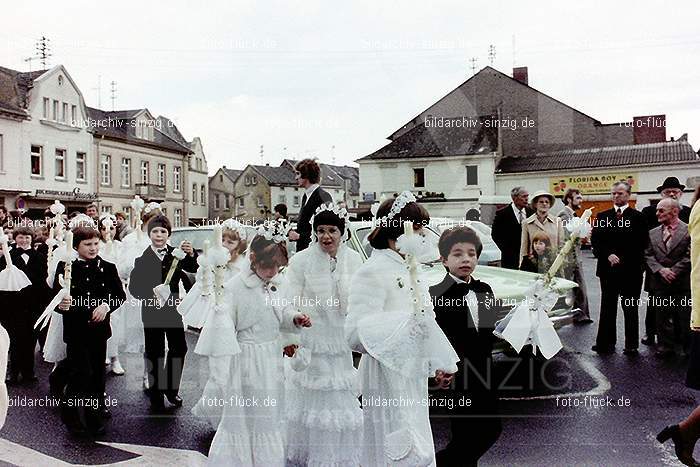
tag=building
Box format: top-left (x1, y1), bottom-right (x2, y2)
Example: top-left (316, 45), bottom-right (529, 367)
top-left (88, 107), bottom-right (193, 226)
top-left (359, 66), bottom-right (700, 220)
top-left (0, 65), bottom-right (97, 217)
top-left (208, 166), bottom-right (241, 220)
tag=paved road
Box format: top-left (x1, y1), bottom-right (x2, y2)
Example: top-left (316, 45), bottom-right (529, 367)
top-left (0, 251), bottom-right (696, 465)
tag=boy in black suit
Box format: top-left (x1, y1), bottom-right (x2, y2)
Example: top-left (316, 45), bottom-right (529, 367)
top-left (0, 226), bottom-right (48, 384)
top-left (54, 226), bottom-right (125, 435)
top-left (430, 226), bottom-right (501, 466)
top-left (129, 215), bottom-right (197, 411)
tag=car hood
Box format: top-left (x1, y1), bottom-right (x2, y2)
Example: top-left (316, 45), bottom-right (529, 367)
top-left (418, 263), bottom-right (577, 300)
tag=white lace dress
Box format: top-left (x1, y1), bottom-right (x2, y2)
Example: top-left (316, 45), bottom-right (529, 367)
top-left (191, 255), bottom-right (249, 428)
top-left (345, 249), bottom-right (459, 467)
top-left (284, 243), bottom-right (363, 466)
top-left (114, 230), bottom-right (150, 353)
top-left (206, 269), bottom-right (299, 466)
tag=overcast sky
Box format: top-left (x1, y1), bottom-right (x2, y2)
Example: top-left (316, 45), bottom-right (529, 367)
top-left (2, 1), bottom-right (699, 173)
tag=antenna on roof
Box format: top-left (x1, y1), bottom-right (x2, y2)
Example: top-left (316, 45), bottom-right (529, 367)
top-left (259, 144), bottom-right (264, 165)
top-left (35, 36), bottom-right (52, 69)
top-left (488, 45), bottom-right (496, 66)
top-left (92, 75), bottom-right (102, 108)
top-left (110, 81), bottom-right (117, 111)
top-left (469, 57), bottom-right (478, 76)
top-left (331, 145), bottom-right (336, 165)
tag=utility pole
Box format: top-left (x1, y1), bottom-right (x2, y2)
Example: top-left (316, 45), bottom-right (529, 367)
top-left (469, 57), bottom-right (478, 76)
top-left (110, 81), bottom-right (117, 111)
top-left (488, 44), bottom-right (496, 66)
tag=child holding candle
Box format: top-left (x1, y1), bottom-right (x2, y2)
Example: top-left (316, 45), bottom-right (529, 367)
top-left (345, 191), bottom-right (458, 467)
top-left (53, 226), bottom-right (125, 435)
top-left (128, 215), bottom-right (198, 411)
top-left (206, 223), bottom-right (311, 466)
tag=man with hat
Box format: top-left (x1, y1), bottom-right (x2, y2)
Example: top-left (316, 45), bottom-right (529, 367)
top-left (640, 177), bottom-right (691, 345)
top-left (642, 177), bottom-right (691, 230)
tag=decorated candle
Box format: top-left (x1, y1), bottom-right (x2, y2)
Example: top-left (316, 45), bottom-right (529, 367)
top-left (213, 224), bottom-right (223, 248)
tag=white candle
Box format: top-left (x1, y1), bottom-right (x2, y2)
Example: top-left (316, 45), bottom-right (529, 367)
top-left (403, 221), bottom-right (413, 237)
top-left (64, 231), bottom-right (73, 251)
top-left (213, 224), bottom-right (223, 248)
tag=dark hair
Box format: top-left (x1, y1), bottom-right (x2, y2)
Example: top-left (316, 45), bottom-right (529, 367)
top-left (86, 203), bottom-right (98, 211)
top-left (368, 198), bottom-right (430, 249)
top-left (0, 206), bottom-right (7, 215)
top-left (72, 226), bottom-right (99, 248)
top-left (223, 228), bottom-right (247, 255)
top-left (313, 208), bottom-right (346, 235)
top-left (274, 203), bottom-right (288, 218)
top-left (438, 226), bottom-right (482, 258)
top-left (12, 226), bottom-right (34, 239)
top-left (141, 209), bottom-right (161, 225)
top-left (295, 159), bottom-right (321, 184)
top-left (147, 215), bottom-right (172, 235)
top-left (563, 188), bottom-right (581, 206)
top-left (114, 211), bottom-right (127, 220)
top-left (249, 236), bottom-right (288, 270)
top-left (531, 231), bottom-right (552, 247)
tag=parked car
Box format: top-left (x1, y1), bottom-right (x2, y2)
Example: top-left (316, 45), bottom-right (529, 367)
top-left (428, 217), bottom-right (501, 266)
top-left (172, 221), bottom-right (579, 354)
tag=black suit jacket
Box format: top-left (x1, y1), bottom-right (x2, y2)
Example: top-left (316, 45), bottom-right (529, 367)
top-left (429, 274), bottom-right (498, 414)
top-left (129, 245), bottom-right (198, 327)
top-left (52, 257), bottom-right (125, 343)
top-left (296, 187), bottom-right (333, 252)
top-left (641, 203), bottom-right (691, 230)
top-left (0, 246), bottom-right (49, 311)
top-left (492, 204), bottom-right (534, 269)
top-left (591, 207), bottom-right (648, 278)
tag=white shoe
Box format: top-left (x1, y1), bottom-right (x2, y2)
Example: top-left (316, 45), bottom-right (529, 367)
top-left (111, 359), bottom-right (125, 375)
top-left (142, 374), bottom-right (150, 391)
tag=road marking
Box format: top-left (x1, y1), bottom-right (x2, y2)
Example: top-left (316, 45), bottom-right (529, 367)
top-left (499, 346), bottom-right (612, 401)
top-left (97, 442), bottom-right (208, 465)
top-left (0, 438), bottom-right (72, 465)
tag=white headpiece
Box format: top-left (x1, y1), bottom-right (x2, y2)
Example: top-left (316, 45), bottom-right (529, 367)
top-left (255, 219), bottom-right (291, 244)
top-left (143, 202), bottom-right (162, 215)
top-left (309, 202), bottom-right (349, 227)
top-left (49, 200), bottom-right (66, 216)
top-left (69, 214), bottom-right (97, 230)
top-left (373, 191), bottom-right (417, 228)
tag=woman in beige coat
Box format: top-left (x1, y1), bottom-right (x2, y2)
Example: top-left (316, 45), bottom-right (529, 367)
top-left (519, 191), bottom-right (565, 268)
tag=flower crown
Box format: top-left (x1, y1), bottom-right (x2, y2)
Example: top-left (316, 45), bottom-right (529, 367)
top-left (308, 202), bottom-right (349, 228)
top-left (373, 191), bottom-right (417, 228)
top-left (255, 219), bottom-right (291, 244)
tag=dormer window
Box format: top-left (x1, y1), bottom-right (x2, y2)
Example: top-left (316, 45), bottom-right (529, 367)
top-left (58, 75), bottom-right (64, 86)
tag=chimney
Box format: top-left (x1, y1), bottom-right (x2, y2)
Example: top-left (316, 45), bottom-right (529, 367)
top-left (513, 66), bottom-right (528, 85)
top-left (633, 114), bottom-right (666, 144)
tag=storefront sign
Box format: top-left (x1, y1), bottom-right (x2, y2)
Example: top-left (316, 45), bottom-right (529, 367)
top-left (34, 188), bottom-right (98, 201)
top-left (550, 173), bottom-right (638, 195)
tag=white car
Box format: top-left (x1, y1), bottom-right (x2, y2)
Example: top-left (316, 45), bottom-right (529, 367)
top-left (428, 217), bottom-right (501, 266)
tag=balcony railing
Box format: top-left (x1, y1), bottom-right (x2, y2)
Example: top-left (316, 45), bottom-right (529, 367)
top-left (135, 183), bottom-right (166, 201)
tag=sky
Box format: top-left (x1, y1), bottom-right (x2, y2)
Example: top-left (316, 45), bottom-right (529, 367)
top-left (2, 1), bottom-right (699, 174)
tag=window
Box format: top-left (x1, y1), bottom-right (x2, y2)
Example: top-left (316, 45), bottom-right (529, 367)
top-left (201, 185), bottom-right (206, 206)
top-left (43, 98), bottom-right (49, 118)
top-left (219, 174), bottom-right (223, 182)
top-left (121, 158), bottom-right (131, 187)
top-left (174, 208), bottom-right (182, 227)
top-left (278, 194), bottom-right (285, 204)
top-left (157, 164), bottom-right (165, 187)
top-left (214, 193), bottom-right (220, 210)
top-left (101, 205), bottom-right (112, 214)
top-left (61, 103), bottom-right (67, 123)
top-left (257, 196), bottom-right (264, 207)
top-left (121, 207), bottom-right (132, 223)
top-left (30, 145), bottom-right (42, 176)
top-left (293, 195), bottom-right (300, 207)
top-left (238, 197), bottom-right (244, 208)
top-left (71, 105), bottom-right (77, 125)
top-left (192, 184), bottom-right (197, 204)
top-left (225, 194), bottom-right (230, 209)
top-left (55, 149), bottom-right (66, 179)
top-left (173, 166), bottom-right (181, 192)
top-left (466, 165), bottom-right (478, 186)
top-left (197, 158), bottom-right (202, 171)
top-left (413, 168), bottom-right (425, 188)
top-left (141, 161), bottom-right (149, 184)
top-left (100, 154), bottom-right (111, 185)
top-left (52, 100), bottom-right (59, 120)
top-left (245, 175), bottom-right (250, 185)
top-left (161, 207), bottom-right (167, 216)
top-left (251, 175), bottom-right (257, 185)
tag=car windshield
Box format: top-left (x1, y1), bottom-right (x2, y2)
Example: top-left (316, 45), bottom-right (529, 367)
top-left (169, 229), bottom-right (214, 250)
top-left (353, 226), bottom-right (441, 263)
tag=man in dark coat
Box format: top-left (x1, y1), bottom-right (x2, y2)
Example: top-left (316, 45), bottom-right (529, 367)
top-left (288, 159), bottom-right (332, 252)
top-left (641, 177), bottom-right (691, 230)
top-left (492, 186), bottom-right (533, 269)
top-left (429, 227), bottom-right (501, 466)
top-left (129, 215), bottom-right (197, 411)
top-left (54, 226), bottom-right (125, 435)
top-left (591, 181), bottom-right (648, 355)
top-left (0, 226), bottom-right (48, 384)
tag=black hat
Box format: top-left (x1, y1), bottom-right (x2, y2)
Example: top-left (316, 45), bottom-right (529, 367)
top-left (656, 177), bottom-right (685, 193)
top-left (147, 215), bottom-right (172, 235)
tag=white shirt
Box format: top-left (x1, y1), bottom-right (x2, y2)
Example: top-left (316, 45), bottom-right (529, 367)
top-left (615, 204), bottom-right (630, 215)
top-left (151, 245), bottom-right (167, 261)
top-left (448, 273), bottom-right (479, 328)
top-left (511, 202), bottom-right (527, 224)
top-left (304, 184), bottom-right (320, 202)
